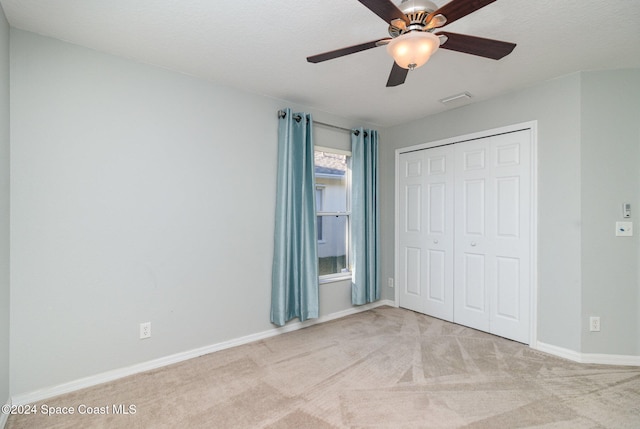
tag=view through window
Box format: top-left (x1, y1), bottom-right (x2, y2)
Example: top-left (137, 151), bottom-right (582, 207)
top-left (314, 150), bottom-right (350, 278)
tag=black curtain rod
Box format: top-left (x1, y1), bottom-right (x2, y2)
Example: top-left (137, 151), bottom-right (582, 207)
top-left (277, 110), bottom-right (366, 137)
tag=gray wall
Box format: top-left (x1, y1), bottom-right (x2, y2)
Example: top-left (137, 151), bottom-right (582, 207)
top-left (6, 24), bottom-right (638, 398)
top-left (0, 3), bottom-right (10, 407)
top-left (580, 70), bottom-right (640, 355)
top-left (9, 29), bottom-right (370, 396)
top-left (381, 70), bottom-right (640, 356)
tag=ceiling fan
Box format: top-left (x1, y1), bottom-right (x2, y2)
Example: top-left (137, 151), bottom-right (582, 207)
top-left (307, 0), bottom-right (516, 87)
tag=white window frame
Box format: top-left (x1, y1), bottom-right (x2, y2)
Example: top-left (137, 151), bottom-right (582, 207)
top-left (315, 146), bottom-right (352, 283)
top-left (315, 185), bottom-right (326, 243)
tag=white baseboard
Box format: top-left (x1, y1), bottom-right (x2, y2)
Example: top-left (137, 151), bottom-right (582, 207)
top-left (11, 300), bottom-right (394, 406)
top-left (534, 341), bottom-right (640, 366)
top-left (1, 397), bottom-right (10, 429)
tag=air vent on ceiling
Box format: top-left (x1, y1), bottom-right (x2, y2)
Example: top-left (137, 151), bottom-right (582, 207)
top-left (440, 92), bottom-right (472, 104)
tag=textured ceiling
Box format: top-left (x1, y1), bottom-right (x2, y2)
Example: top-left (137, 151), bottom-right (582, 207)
top-left (1, 0), bottom-right (639, 127)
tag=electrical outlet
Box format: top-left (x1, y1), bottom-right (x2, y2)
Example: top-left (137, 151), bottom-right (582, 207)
top-left (139, 322), bottom-right (151, 339)
top-left (388, 277), bottom-right (394, 288)
top-left (589, 316), bottom-right (600, 332)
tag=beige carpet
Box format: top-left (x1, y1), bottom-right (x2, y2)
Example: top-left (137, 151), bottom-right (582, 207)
top-left (6, 306), bottom-right (640, 428)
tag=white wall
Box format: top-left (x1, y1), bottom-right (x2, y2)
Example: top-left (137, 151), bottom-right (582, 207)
top-left (580, 70), bottom-right (640, 355)
top-left (381, 70), bottom-right (640, 356)
top-left (9, 29), bottom-right (372, 396)
top-left (0, 3), bottom-right (10, 409)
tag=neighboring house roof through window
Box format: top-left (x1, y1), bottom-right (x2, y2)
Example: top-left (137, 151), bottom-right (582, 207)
top-left (315, 151), bottom-right (346, 176)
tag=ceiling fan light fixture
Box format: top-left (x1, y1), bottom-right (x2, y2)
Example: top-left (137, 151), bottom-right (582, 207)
top-left (387, 31), bottom-right (440, 70)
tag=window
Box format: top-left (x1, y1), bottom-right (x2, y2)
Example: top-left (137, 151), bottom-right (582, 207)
top-left (314, 149), bottom-right (351, 280)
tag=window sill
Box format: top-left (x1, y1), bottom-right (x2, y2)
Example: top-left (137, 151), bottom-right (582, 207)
top-left (319, 273), bottom-right (352, 284)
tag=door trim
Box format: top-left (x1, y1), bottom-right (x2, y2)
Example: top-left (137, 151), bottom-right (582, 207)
top-left (394, 121), bottom-right (538, 346)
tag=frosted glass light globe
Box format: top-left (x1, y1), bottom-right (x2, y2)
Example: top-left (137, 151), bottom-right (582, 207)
top-left (387, 31), bottom-right (440, 70)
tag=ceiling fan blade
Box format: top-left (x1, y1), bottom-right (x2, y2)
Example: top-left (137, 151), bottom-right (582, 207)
top-left (307, 39), bottom-right (390, 63)
top-left (386, 62), bottom-right (408, 87)
top-left (357, 0), bottom-right (409, 25)
top-left (437, 31), bottom-right (516, 60)
top-left (429, 0), bottom-right (497, 28)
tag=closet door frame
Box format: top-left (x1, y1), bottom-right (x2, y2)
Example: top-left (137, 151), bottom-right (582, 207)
top-left (394, 121), bottom-right (538, 346)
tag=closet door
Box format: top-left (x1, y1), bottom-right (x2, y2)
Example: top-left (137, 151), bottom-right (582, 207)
top-left (398, 147), bottom-right (454, 321)
top-left (453, 130), bottom-right (531, 343)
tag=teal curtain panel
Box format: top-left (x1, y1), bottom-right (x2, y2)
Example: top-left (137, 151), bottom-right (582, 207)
top-left (270, 109), bottom-right (319, 326)
top-left (351, 128), bottom-right (380, 305)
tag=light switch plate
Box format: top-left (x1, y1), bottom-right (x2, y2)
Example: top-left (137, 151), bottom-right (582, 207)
top-left (616, 221), bottom-right (633, 237)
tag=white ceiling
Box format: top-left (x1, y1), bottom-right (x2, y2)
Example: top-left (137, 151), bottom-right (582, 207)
top-left (1, 0), bottom-right (639, 127)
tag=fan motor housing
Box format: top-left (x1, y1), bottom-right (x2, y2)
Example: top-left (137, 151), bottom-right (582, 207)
top-left (389, 0), bottom-right (438, 37)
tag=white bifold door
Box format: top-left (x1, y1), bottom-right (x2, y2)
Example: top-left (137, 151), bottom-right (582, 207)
top-left (397, 145), bottom-right (455, 321)
top-left (397, 129), bottom-right (531, 344)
